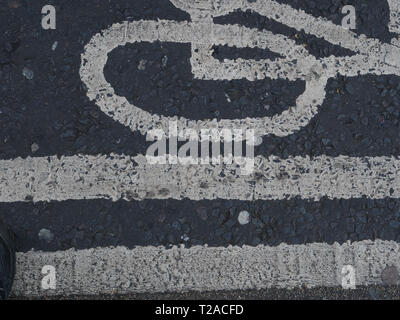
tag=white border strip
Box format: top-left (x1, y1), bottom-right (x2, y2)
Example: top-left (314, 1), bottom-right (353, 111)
top-left (1, 154), bottom-right (400, 202)
top-left (12, 240), bottom-right (400, 296)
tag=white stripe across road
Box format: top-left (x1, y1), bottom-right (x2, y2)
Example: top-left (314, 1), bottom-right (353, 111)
top-left (1, 154), bottom-right (400, 202)
top-left (11, 240), bottom-right (400, 297)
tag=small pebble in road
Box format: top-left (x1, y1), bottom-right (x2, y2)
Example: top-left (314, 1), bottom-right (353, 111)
top-left (22, 67), bottom-right (34, 80)
top-left (38, 229), bottom-right (54, 243)
top-left (238, 211), bottom-right (250, 225)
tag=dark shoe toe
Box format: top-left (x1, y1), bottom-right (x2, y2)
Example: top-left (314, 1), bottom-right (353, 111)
top-left (0, 220), bottom-right (16, 300)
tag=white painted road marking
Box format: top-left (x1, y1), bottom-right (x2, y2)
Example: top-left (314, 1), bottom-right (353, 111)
top-left (12, 240), bottom-right (400, 296)
top-left (80, 19), bottom-right (328, 138)
top-left (0, 0), bottom-right (399, 203)
top-left (1, 154), bottom-right (400, 202)
top-left (80, 0), bottom-right (400, 138)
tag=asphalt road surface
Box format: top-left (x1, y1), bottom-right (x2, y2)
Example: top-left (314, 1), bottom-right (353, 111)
top-left (2, 0), bottom-right (400, 299)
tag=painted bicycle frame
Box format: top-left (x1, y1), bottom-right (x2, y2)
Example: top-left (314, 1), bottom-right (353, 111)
top-left (80, 0), bottom-right (400, 139)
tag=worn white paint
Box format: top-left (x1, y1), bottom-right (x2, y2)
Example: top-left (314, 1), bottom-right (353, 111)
top-left (80, 0), bottom-right (400, 138)
top-left (1, 154), bottom-right (400, 202)
top-left (1, 1), bottom-right (400, 203)
top-left (80, 19), bottom-right (327, 138)
top-left (12, 240), bottom-right (400, 296)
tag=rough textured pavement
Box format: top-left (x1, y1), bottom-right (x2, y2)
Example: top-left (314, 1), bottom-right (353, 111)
top-left (2, 0), bottom-right (400, 299)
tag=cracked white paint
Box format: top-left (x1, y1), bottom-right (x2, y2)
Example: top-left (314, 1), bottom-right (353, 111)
top-left (1, 154), bottom-right (400, 202)
top-left (12, 240), bottom-right (400, 296)
top-left (388, 0), bottom-right (400, 42)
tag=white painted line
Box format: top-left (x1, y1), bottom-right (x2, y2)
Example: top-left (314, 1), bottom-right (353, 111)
top-left (388, 0), bottom-right (400, 38)
top-left (12, 240), bottom-right (400, 297)
top-left (1, 154), bottom-right (400, 202)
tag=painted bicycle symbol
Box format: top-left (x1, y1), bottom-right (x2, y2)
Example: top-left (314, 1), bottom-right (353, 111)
top-left (80, 0), bottom-right (400, 138)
